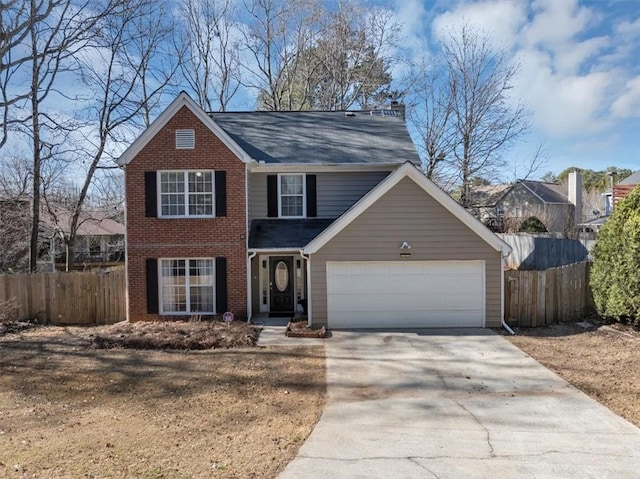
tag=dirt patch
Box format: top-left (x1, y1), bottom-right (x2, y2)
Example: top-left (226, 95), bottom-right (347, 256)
top-left (90, 320), bottom-right (259, 350)
top-left (0, 326), bottom-right (326, 478)
top-left (504, 319), bottom-right (640, 428)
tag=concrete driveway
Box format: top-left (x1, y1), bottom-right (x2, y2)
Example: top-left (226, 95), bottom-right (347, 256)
top-left (278, 329), bottom-right (640, 479)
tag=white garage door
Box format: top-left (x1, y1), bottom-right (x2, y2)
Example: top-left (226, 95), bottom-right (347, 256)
top-left (326, 261), bottom-right (485, 329)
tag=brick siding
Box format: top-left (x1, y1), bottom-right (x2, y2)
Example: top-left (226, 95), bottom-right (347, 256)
top-left (126, 106), bottom-right (247, 321)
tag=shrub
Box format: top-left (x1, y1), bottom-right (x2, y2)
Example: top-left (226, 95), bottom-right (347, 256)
top-left (0, 297), bottom-right (19, 323)
top-left (590, 186), bottom-right (640, 326)
top-left (518, 216), bottom-right (548, 233)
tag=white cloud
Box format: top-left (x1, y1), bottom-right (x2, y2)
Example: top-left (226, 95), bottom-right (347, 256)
top-left (521, 0), bottom-right (594, 50)
top-left (615, 17), bottom-right (640, 37)
top-left (611, 76), bottom-right (640, 118)
top-left (516, 47), bottom-right (612, 137)
top-left (431, 0), bottom-right (527, 50)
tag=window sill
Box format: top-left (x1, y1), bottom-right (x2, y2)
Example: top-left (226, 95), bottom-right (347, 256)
top-left (158, 215), bottom-right (216, 219)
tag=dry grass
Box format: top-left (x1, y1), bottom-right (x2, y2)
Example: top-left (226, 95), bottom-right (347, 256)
top-left (0, 325), bottom-right (326, 478)
top-left (505, 319), bottom-right (640, 428)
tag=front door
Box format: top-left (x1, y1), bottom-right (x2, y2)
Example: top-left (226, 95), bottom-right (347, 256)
top-left (269, 256), bottom-right (294, 314)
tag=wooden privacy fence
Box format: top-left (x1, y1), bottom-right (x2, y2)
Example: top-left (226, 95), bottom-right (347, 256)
top-left (505, 262), bottom-right (593, 328)
top-left (0, 267), bottom-right (125, 325)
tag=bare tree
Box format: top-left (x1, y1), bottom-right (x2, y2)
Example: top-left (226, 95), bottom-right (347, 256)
top-left (442, 24), bottom-right (529, 207)
top-left (178, 0), bottom-right (242, 111)
top-left (0, 0), bottom-right (64, 150)
top-left (124, 1), bottom-right (180, 126)
top-left (5, 0), bottom-right (122, 271)
top-left (47, 0), bottom-right (174, 270)
top-left (510, 142), bottom-right (548, 181)
top-left (406, 58), bottom-right (456, 182)
top-left (241, 0), bottom-right (325, 111)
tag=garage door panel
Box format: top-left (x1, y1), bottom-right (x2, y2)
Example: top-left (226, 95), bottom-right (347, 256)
top-left (329, 292), bottom-right (482, 311)
top-left (326, 261), bottom-right (484, 329)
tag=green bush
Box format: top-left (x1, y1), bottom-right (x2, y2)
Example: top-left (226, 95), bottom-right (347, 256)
top-left (518, 216), bottom-right (548, 233)
top-left (590, 186), bottom-right (640, 326)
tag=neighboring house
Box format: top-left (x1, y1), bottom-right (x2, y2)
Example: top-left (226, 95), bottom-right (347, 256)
top-left (39, 206), bottom-right (125, 269)
top-left (0, 195), bottom-right (125, 272)
top-left (577, 170), bottom-right (639, 236)
top-left (613, 170), bottom-right (640, 206)
top-left (117, 93), bottom-right (510, 329)
top-left (468, 173), bottom-right (583, 234)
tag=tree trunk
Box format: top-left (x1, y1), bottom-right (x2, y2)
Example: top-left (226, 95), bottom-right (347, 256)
top-left (65, 238), bottom-right (75, 272)
top-left (28, 0), bottom-right (41, 273)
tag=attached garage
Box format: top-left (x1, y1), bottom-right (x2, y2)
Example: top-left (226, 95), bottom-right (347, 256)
top-left (326, 261), bottom-right (485, 329)
top-left (303, 163), bottom-right (511, 330)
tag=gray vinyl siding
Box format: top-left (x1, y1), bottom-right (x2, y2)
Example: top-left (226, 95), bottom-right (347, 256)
top-left (248, 171), bottom-right (389, 221)
top-left (310, 177), bottom-right (503, 328)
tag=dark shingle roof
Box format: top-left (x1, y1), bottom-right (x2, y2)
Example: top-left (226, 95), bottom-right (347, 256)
top-left (467, 184), bottom-right (512, 207)
top-left (519, 180), bottom-right (570, 204)
top-left (619, 170), bottom-right (640, 185)
top-left (249, 219), bottom-right (335, 249)
top-left (210, 110), bottom-right (421, 165)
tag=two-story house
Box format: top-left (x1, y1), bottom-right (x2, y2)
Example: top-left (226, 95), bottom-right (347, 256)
top-left (117, 93), bottom-right (510, 329)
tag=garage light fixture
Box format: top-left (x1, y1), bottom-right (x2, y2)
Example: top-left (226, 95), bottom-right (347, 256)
top-left (400, 241), bottom-right (411, 258)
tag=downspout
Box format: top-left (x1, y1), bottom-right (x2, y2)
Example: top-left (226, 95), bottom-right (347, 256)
top-left (299, 249), bottom-right (311, 327)
top-left (247, 251), bottom-right (257, 322)
top-left (501, 249), bottom-right (515, 335)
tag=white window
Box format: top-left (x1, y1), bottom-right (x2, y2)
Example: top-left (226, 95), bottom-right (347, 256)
top-left (159, 171), bottom-right (214, 217)
top-left (160, 258), bottom-right (215, 314)
top-left (175, 129), bottom-right (195, 149)
top-left (278, 174), bottom-right (305, 218)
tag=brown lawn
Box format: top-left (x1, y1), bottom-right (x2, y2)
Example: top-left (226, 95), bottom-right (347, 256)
top-left (0, 323), bottom-right (325, 479)
top-left (504, 319), bottom-right (640, 428)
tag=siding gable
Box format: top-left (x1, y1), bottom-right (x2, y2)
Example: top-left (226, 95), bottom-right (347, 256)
top-left (311, 177), bottom-right (503, 328)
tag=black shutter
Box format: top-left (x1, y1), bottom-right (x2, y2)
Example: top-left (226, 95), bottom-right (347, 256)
top-left (267, 175), bottom-right (278, 217)
top-left (145, 172), bottom-right (157, 217)
top-left (145, 258), bottom-right (159, 314)
top-left (215, 171), bottom-right (227, 217)
top-left (215, 257), bottom-right (228, 313)
top-left (306, 174), bottom-right (317, 217)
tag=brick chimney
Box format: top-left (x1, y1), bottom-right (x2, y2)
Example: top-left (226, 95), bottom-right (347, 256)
top-left (568, 171), bottom-right (582, 227)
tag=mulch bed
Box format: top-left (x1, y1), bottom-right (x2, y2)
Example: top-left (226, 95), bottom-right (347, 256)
top-left (90, 320), bottom-right (259, 350)
top-left (286, 320), bottom-right (327, 338)
top-left (0, 321), bottom-right (40, 336)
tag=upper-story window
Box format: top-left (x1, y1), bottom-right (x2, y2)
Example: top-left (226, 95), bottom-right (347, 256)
top-left (278, 174), bottom-right (305, 218)
top-left (159, 171), bottom-right (214, 217)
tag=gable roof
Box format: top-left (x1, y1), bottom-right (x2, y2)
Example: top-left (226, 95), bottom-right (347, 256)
top-left (619, 170), bottom-right (640, 185)
top-left (467, 184), bottom-right (512, 207)
top-left (117, 92), bottom-right (251, 166)
top-left (517, 180), bottom-right (570, 204)
top-left (304, 162), bottom-right (511, 255)
top-left (210, 110), bottom-right (421, 165)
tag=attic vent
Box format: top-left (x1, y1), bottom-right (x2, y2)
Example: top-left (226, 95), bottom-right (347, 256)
top-left (344, 112), bottom-right (356, 117)
top-left (175, 129), bottom-right (195, 149)
top-left (369, 110), bottom-right (397, 116)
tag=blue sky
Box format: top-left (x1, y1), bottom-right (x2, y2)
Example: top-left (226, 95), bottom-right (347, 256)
top-left (391, 0), bottom-right (640, 177)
